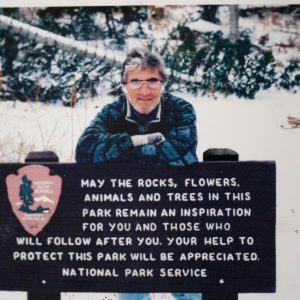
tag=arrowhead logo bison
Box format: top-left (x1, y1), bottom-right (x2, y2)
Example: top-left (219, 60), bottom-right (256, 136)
top-left (6, 165), bottom-right (62, 236)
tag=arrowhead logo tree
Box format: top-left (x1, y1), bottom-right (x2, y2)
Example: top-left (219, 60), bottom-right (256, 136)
top-left (19, 175), bottom-right (34, 212)
top-left (6, 165), bottom-right (62, 236)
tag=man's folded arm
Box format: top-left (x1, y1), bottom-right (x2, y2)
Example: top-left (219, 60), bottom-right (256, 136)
top-left (75, 113), bottom-right (134, 163)
top-left (139, 103), bottom-right (198, 166)
top-left (157, 124), bottom-right (198, 166)
top-left (138, 125), bottom-right (197, 166)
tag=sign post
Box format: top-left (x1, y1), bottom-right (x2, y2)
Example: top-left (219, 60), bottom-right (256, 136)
top-left (25, 151), bottom-right (60, 300)
top-left (203, 148), bottom-right (239, 300)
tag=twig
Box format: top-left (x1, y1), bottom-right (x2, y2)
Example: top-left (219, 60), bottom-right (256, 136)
top-left (36, 117), bottom-right (45, 150)
top-left (272, 29), bottom-right (299, 36)
top-left (45, 120), bottom-right (59, 149)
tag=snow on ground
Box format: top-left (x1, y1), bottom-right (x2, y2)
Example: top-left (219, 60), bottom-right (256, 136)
top-left (0, 88), bottom-right (299, 300)
top-left (1, 88), bottom-right (298, 164)
top-left (187, 19), bottom-right (222, 32)
top-left (0, 96), bottom-right (113, 163)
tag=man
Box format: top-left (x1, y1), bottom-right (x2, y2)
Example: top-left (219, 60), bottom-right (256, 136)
top-left (75, 47), bottom-right (198, 166)
top-left (76, 48), bottom-right (201, 300)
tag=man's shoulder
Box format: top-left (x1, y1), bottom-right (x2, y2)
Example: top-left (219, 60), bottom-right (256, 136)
top-left (97, 97), bottom-right (126, 119)
top-left (163, 93), bottom-right (195, 111)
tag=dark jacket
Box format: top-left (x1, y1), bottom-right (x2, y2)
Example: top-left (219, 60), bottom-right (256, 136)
top-left (75, 93), bottom-right (198, 166)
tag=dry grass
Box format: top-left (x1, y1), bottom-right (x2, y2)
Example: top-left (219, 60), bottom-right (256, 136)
top-left (0, 99), bottom-right (94, 163)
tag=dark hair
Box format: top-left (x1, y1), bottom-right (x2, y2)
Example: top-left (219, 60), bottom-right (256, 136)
top-left (121, 47), bottom-right (168, 84)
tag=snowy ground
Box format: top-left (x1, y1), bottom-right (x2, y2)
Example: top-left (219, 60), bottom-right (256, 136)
top-left (0, 88), bottom-right (299, 299)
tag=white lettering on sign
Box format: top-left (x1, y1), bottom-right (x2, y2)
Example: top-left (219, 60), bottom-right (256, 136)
top-left (47, 237), bottom-right (91, 246)
top-left (205, 222), bottom-right (231, 231)
top-left (82, 208), bottom-right (112, 217)
top-left (179, 252), bottom-right (259, 261)
top-left (13, 251), bottom-right (64, 261)
top-left (124, 268), bottom-right (154, 277)
top-left (134, 223), bottom-right (157, 232)
top-left (180, 208), bottom-right (252, 217)
top-left (138, 193), bottom-right (161, 202)
top-left (161, 209), bottom-right (176, 217)
top-left (137, 178), bottom-right (176, 188)
top-left (95, 237), bottom-right (133, 246)
top-left (204, 237), bottom-right (234, 246)
top-left (97, 252), bottom-right (127, 261)
top-left (184, 177), bottom-right (237, 187)
top-left (137, 237), bottom-right (161, 246)
top-left (160, 253), bottom-right (174, 261)
top-left (16, 237), bottom-right (43, 246)
top-left (62, 268), bottom-right (119, 277)
top-left (84, 193), bottom-right (133, 202)
top-left (162, 222), bottom-right (201, 232)
top-left (130, 253), bottom-right (156, 261)
top-left (82, 222), bottom-right (104, 232)
top-left (115, 209), bottom-right (157, 217)
top-left (160, 268), bottom-right (207, 277)
top-left (109, 222), bottom-right (131, 232)
top-left (167, 237), bottom-right (198, 246)
top-left (225, 192), bottom-right (251, 201)
top-left (68, 252), bottom-right (92, 261)
top-left (110, 179), bottom-right (132, 188)
top-left (167, 192), bottom-right (203, 202)
top-left (81, 179), bottom-right (105, 188)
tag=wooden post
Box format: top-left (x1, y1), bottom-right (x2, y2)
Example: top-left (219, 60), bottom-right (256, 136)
top-left (27, 292), bottom-right (61, 300)
top-left (203, 148), bottom-right (238, 161)
top-left (25, 151), bottom-right (60, 300)
top-left (202, 294), bottom-right (238, 300)
top-left (203, 148), bottom-right (239, 300)
top-left (25, 151), bottom-right (59, 163)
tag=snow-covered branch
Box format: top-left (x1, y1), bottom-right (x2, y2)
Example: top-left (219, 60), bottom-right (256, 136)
top-left (0, 15), bottom-right (200, 85)
top-left (0, 15), bottom-right (125, 67)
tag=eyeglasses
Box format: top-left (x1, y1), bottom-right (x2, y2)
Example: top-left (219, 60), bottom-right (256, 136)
top-left (125, 78), bottom-right (162, 90)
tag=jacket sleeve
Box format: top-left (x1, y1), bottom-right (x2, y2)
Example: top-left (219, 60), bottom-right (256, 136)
top-left (75, 105), bottom-right (134, 163)
top-left (140, 101), bottom-right (198, 166)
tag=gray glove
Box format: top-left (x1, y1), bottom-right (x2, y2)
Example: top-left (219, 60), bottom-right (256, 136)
top-left (131, 132), bottom-right (165, 147)
top-left (131, 134), bottom-right (148, 147)
top-left (146, 132), bottom-right (166, 144)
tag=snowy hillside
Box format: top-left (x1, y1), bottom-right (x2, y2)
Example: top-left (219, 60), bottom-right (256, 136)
top-left (0, 89), bottom-right (299, 163)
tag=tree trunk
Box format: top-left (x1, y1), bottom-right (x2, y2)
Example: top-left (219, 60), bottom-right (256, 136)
top-left (229, 5), bottom-right (239, 42)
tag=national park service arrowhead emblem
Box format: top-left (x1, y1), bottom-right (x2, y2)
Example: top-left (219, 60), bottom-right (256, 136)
top-left (6, 165), bottom-right (62, 236)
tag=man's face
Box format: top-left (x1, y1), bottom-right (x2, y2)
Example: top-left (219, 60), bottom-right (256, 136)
top-left (124, 67), bottom-right (163, 115)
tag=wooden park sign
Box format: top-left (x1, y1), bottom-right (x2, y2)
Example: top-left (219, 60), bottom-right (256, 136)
top-left (0, 162), bottom-right (276, 294)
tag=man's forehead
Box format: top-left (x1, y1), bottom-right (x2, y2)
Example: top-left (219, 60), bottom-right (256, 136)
top-left (126, 67), bottom-right (160, 80)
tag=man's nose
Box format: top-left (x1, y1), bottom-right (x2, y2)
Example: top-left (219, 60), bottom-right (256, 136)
top-left (139, 81), bottom-right (151, 94)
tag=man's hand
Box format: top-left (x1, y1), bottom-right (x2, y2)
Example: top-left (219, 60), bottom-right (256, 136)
top-left (131, 132), bottom-right (165, 147)
top-left (146, 132), bottom-right (165, 144)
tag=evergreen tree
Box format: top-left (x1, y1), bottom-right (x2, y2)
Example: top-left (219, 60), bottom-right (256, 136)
top-left (0, 6), bottom-right (298, 102)
top-left (276, 61), bottom-right (300, 92)
top-left (19, 175), bottom-right (34, 212)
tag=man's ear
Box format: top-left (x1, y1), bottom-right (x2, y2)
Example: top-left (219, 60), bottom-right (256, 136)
top-left (160, 84), bottom-right (165, 95)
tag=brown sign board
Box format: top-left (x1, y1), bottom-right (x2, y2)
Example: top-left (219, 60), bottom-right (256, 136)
top-left (0, 162), bottom-right (276, 293)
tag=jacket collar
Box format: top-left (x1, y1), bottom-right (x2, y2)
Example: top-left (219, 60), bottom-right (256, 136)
top-left (125, 98), bottom-right (162, 125)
